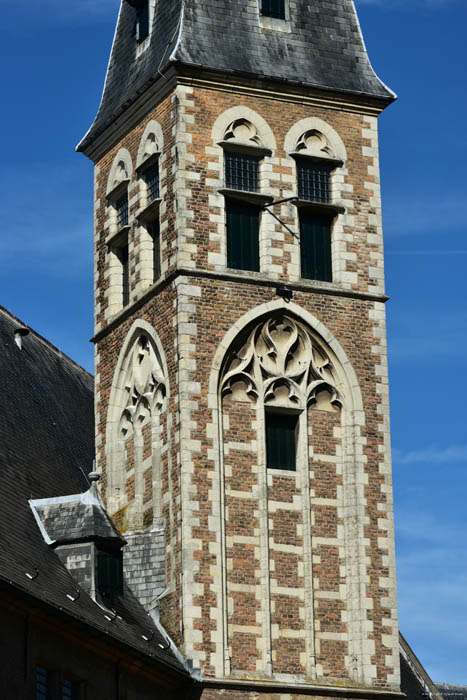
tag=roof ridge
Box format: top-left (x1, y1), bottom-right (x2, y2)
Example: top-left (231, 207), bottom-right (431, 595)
top-left (0, 305), bottom-right (93, 380)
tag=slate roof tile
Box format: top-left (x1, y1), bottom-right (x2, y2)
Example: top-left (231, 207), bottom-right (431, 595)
top-left (78, 0), bottom-right (394, 153)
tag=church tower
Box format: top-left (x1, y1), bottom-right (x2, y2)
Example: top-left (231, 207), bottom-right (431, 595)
top-left (78, 1), bottom-right (400, 696)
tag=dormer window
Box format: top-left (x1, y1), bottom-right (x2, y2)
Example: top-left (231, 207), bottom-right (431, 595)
top-left (97, 550), bottom-right (124, 597)
top-left (261, 0), bottom-right (286, 20)
top-left (136, 2), bottom-right (150, 43)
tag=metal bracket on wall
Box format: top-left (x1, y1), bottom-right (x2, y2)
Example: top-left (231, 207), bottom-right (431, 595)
top-left (262, 197), bottom-right (299, 239)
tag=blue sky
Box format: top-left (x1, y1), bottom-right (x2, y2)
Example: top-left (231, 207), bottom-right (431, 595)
top-left (1, 0), bottom-right (466, 685)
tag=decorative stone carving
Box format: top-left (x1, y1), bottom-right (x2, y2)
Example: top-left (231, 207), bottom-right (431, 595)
top-left (224, 118), bottom-right (263, 147)
top-left (118, 334), bottom-right (167, 439)
top-left (111, 161), bottom-right (129, 190)
top-left (142, 133), bottom-right (159, 161)
top-left (221, 314), bottom-right (341, 409)
top-left (296, 129), bottom-right (334, 158)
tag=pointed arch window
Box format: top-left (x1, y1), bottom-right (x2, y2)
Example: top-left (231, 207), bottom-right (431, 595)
top-left (291, 129), bottom-right (344, 283)
top-left (218, 118), bottom-right (273, 272)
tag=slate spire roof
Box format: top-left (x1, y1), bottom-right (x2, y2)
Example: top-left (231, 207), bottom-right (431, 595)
top-left (78, 0), bottom-right (395, 153)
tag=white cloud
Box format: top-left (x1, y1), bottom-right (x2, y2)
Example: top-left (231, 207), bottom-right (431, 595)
top-left (393, 444), bottom-right (467, 465)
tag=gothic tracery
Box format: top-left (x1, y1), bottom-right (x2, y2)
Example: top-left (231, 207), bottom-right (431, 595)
top-left (221, 314), bottom-right (341, 409)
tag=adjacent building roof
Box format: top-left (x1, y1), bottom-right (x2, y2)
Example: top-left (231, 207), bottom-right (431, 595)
top-left (437, 686), bottom-right (467, 700)
top-left (0, 307), bottom-right (190, 679)
top-left (78, 0), bottom-right (395, 153)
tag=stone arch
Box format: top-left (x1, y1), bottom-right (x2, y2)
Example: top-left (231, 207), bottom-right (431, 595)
top-left (105, 319), bottom-right (169, 528)
top-left (283, 117), bottom-right (347, 162)
top-left (208, 299), bottom-right (367, 681)
top-left (136, 119), bottom-right (164, 168)
top-left (211, 106), bottom-right (277, 151)
top-left (106, 148), bottom-right (133, 194)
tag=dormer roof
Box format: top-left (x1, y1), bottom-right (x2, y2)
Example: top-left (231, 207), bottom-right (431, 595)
top-left (78, 0), bottom-right (395, 154)
top-left (30, 481), bottom-right (126, 548)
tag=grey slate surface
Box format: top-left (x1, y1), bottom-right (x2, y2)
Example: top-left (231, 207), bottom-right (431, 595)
top-left (32, 490), bottom-right (126, 545)
top-left (0, 306), bottom-right (189, 678)
top-left (124, 524), bottom-right (167, 611)
top-left (79, 0), bottom-right (394, 152)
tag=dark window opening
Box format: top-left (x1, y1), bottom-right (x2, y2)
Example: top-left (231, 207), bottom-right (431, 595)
top-left (225, 151), bottom-right (260, 192)
top-left (297, 160), bottom-right (332, 203)
top-left (136, 3), bottom-right (150, 43)
top-left (261, 0), bottom-right (286, 20)
top-left (116, 244), bottom-right (130, 307)
top-left (35, 666), bottom-right (51, 700)
top-left (62, 679), bottom-right (82, 700)
top-left (300, 212), bottom-right (333, 282)
top-left (266, 412), bottom-right (298, 471)
top-left (146, 165), bottom-right (159, 202)
top-left (148, 220), bottom-right (161, 281)
top-left (226, 200), bottom-right (260, 272)
top-left (116, 193), bottom-right (129, 229)
top-left (97, 551), bottom-right (124, 597)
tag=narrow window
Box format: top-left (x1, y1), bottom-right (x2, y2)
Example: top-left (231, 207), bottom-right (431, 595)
top-left (148, 220), bottom-right (161, 281)
top-left (261, 0), bottom-right (286, 20)
top-left (266, 412), bottom-right (298, 471)
top-left (115, 192), bottom-right (129, 229)
top-left (297, 159), bottom-right (332, 203)
top-left (97, 551), bottom-right (124, 597)
top-left (300, 212), bottom-right (333, 282)
top-left (226, 200), bottom-right (260, 272)
top-left (136, 2), bottom-right (150, 43)
top-left (225, 151), bottom-right (260, 192)
top-left (145, 164), bottom-right (159, 202)
top-left (35, 666), bottom-right (51, 700)
top-left (114, 241), bottom-right (130, 307)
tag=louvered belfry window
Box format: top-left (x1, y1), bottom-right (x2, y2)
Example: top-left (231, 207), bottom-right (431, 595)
top-left (226, 200), bottom-right (260, 272)
top-left (225, 151), bottom-right (260, 192)
top-left (261, 0), bottom-right (286, 20)
top-left (297, 159), bottom-right (332, 203)
top-left (266, 412), bottom-right (298, 471)
top-left (300, 212), bottom-right (333, 282)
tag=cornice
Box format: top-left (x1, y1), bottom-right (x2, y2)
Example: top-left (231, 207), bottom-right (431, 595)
top-left (80, 64), bottom-right (392, 163)
top-left (91, 267), bottom-right (389, 344)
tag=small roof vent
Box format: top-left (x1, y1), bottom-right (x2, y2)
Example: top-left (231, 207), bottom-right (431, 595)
top-left (14, 327), bottom-right (30, 350)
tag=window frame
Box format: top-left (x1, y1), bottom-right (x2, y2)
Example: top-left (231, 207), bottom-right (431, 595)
top-left (265, 409), bottom-right (299, 472)
top-left (260, 0), bottom-right (286, 20)
top-left (290, 152), bottom-right (345, 284)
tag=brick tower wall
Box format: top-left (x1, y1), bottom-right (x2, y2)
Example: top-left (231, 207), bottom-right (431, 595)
top-left (92, 82), bottom-right (399, 691)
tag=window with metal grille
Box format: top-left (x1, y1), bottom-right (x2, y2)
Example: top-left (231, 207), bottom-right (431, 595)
top-left (300, 212), bottom-right (333, 282)
top-left (116, 193), bottom-right (129, 229)
top-left (62, 679), bottom-right (81, 700)
top-left (145, 165), bottom-right (159, 202)
top-left (266, 412), bottom-right (298, 471)
top-left (225, 151), bottom-right (260, 192)
top-left (136, 2), bottom-right (150, 43)
top-left (226, 200), bottom-right (260, 272)
top-left (297, 160), bottom-right (332, 203)
top-left (148, 220), bottom-right (161, 281)
top-left (261, 0), bottom-right (286, 20)
top-left (35, 666), bottom-right (50, 700)
top-left (97, 551), bottom-right (124, 596)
